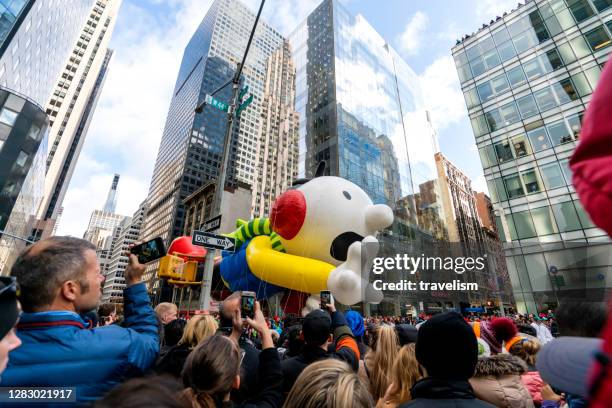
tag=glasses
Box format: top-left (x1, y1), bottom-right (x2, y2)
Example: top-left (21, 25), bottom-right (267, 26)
top-left (0, 276), bottom-right (18, 297)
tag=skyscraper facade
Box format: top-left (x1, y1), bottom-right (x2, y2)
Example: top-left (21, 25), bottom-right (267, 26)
top-left (452, 0), bottom-right (612, 313)
top-left (0, 0), bottom-right (94, 274)
top-left (289, 0), bottom-right (442, 238)
top-left (101, 202), bottom-right (145, 304)
top-left (251, 40), bottom-right (299, 217)
top-left (140, 0), bottom-right (283, 286)
top-left (33, 0), bottom-right (120, 241)
top-left (288, 0), bottom-right (449, 315)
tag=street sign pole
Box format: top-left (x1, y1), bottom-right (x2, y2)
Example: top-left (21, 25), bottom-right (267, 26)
top-left (197, 0), bottom-right (265, 311)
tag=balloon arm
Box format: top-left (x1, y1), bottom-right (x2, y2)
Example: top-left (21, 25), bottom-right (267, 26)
top-left (246, 236), bottom-right (333, 293)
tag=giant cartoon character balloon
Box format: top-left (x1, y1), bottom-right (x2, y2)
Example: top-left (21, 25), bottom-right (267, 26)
top-left (220, 162), bottom-right (393, 310)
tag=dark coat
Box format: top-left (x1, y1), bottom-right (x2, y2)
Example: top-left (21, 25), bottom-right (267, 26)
top-left (281, 311), bottom-right (359, 393)
top-left (400, 378), bottom-right (496, 408)
top-left (155, 343), bottom-right (192, 378)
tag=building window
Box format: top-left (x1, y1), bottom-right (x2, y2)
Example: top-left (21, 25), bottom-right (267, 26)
top-left (511, 134), bottom-right (531, 158)
top-left (551, 202), bottom-right (581, 232)
top-left (571, 72), bottom-right (592, 96)
top-left (534, 87), bottom-right (557, 112)
top-left (511, 211), bottom-right (537, 239)
top-left (506, 65), bottom-right (527, 87)
top-left (547, 120), bottom-right (573, 146)
top-left (495, 141), bottom-right (513, 163)
top-left (592, 0), bottom-right (612, 11)
top-left (521, 169), bottom-right (542, 193)
top-left (516, 94), bottom-right (539, 119)
top-left (527, 126), bottom-right (552, 152)
top-left (504, 174), bottom-right (525, 199)
top-left (0, 108), bottom-right (18, 126)
top-left (565, 0), bottom-right (595, 23)
top-left (584, 26), bottom-right (612, 51)
top-left (566, 113), bottom-right (583, 138)
top-left (539, 163), bottom-right (566, 189)
top-left (531, 206), bottom-right (558, 235)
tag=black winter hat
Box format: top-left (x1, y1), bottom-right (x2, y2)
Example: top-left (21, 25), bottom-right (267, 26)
top-left (302, 309), bottom-right (331, 346)
top-left (415, 311), bottom-right (478, 380)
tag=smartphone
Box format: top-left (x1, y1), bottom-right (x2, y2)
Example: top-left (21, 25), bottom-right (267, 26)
top-left (320, 290), bottom-right (333, 310)
top-left (130, 237), bottom-right (166, 264)
top-left (241, 291), bottom-right (256, 320)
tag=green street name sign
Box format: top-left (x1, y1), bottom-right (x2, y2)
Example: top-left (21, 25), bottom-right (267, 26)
top-left (205, 94), bottom-right (228, 112)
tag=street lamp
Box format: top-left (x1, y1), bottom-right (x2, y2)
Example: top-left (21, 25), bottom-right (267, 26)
top-left (195, 0), bottom-right (266, 311)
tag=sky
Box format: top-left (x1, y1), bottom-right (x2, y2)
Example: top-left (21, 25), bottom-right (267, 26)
top-left (56, 0), bottom-right (519, 237)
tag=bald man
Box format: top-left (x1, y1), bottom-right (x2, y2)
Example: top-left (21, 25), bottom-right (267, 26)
top-left (2, 237), bottom-right (159, 403)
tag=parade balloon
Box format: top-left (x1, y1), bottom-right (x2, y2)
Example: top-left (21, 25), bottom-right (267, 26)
top-left (220, 166), bottom-right (393, 313)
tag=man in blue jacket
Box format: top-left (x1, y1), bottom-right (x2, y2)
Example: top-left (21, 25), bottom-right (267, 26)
top-left (2, 236), bottom-right (159, 403)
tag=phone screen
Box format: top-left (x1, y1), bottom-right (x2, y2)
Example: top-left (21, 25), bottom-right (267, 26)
top-left (320, 291), bottom-right (331, 309)
top-left (241, 295), bottom-right (255, 320)
top-left (130, 238), bottom-right (166, 264)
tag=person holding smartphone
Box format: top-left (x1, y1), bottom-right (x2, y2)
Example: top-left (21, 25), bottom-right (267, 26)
top-left (2, 236), bottom-right (159, 403)
top-left (181, 300), bottom-right (283, 408)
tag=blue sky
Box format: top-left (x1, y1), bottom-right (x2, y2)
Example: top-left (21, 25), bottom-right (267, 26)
top-left (57, 0), bottom-right (518, 236)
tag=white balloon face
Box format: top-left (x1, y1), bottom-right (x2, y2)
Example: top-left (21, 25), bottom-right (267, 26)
top-left (279, 176), bottom-right (377, 265)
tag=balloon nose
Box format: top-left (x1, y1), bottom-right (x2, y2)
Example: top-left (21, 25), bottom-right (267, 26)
top-left (365, 204), bottom-right (394, 232)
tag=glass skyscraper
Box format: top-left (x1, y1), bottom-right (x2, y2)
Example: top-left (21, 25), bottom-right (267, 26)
top-left (289, 0), bottom-right (456, 315)
top-left (140, 0), bottom-right (284, 287)
top-left (0, 0), bottom-right (93, 274)
top-left (452, 0), bottom-right (612, 313)
top-left (289, 0), bottom-right (441, 240)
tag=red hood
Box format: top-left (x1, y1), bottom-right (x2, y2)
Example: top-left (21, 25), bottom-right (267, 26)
top-left (570, 56), bottom-right (612, 237)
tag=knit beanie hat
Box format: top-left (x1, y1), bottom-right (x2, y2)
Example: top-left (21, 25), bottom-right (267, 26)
top-left (473, 317), bottom-right (517, 354)
top-left (416, 311), bottom-right (478, 380)
top-left (345, 310), bottom-right (365, 337)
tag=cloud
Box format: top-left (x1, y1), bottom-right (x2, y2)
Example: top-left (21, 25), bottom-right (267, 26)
top-left (397, 11), bottom-right (429, 56)
top-left (241, 0), bottom-right (320, 36)
top-left (57, 0), bottom-right (322, 237)
top-left (56, 0), bottom-right (210, 236)
top-left (418, 55), bottom-right (467, 132)
top-left (475, 0), bottom-right (520, 21)
top-left (471, 175), bottom-right (490, 195)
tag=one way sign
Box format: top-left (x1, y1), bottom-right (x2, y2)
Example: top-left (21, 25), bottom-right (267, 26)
top-left (192, 230), bottom-right (236, 252)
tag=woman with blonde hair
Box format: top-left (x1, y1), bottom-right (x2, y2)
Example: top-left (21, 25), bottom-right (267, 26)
top-left (359, 324), bottom-right (400, 400)
top-left (155, 315), bottom-right (218, 377)
top-left (284, 359), bottom-right (373, 408)
top-left (375, 344), bottom-right (425, 407)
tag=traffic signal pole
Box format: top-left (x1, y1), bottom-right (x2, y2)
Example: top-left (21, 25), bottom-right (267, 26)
top-left (197, 0), bottom-right (265, 310)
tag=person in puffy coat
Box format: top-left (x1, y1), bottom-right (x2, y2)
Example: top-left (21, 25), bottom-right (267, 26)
top-left (2, 237), bottom-right (159, 404)
top-left (469, 354), bottom-right (534, 408)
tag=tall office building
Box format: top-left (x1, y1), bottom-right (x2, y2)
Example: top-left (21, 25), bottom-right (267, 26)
top-left (101, 202), bottom-right (145, 304)
top-left (288, 0), bottom-right (447, 315)
top-left (251, 40), bottom-right (299, 217)
top-left (452, 0), bottom-right (612, 313)
top-left (83, 175), bottom-right (126, 251)
top-left (288, 0), bottom-right (440, 237)
top-left (0, 0), bottom-right (94, 275)
top-left (140, 0), bottom-right (284, 286)
top-left (434, 152), bottom-right (514, 310)
top-left (33, 0), bottom-right (120, 241)
top-left (103, 173), bottom-right (119, 213)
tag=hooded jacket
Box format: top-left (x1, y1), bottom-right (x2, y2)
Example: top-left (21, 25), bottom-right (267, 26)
top-left (569, 51), bottom-right (612, 237)
top-left (469, 354), bottom-right (534, 408)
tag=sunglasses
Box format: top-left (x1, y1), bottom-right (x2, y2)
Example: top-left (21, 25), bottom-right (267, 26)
top-left (0, 276), bottom-right (19, 297)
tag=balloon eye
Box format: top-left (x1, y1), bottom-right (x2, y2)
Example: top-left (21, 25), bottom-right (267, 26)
top-left (343, 191), bottom-right (351, 200)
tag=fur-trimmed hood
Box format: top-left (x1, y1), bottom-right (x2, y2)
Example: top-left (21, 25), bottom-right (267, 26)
top-left (473, 354), bottom-right (528, 377)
